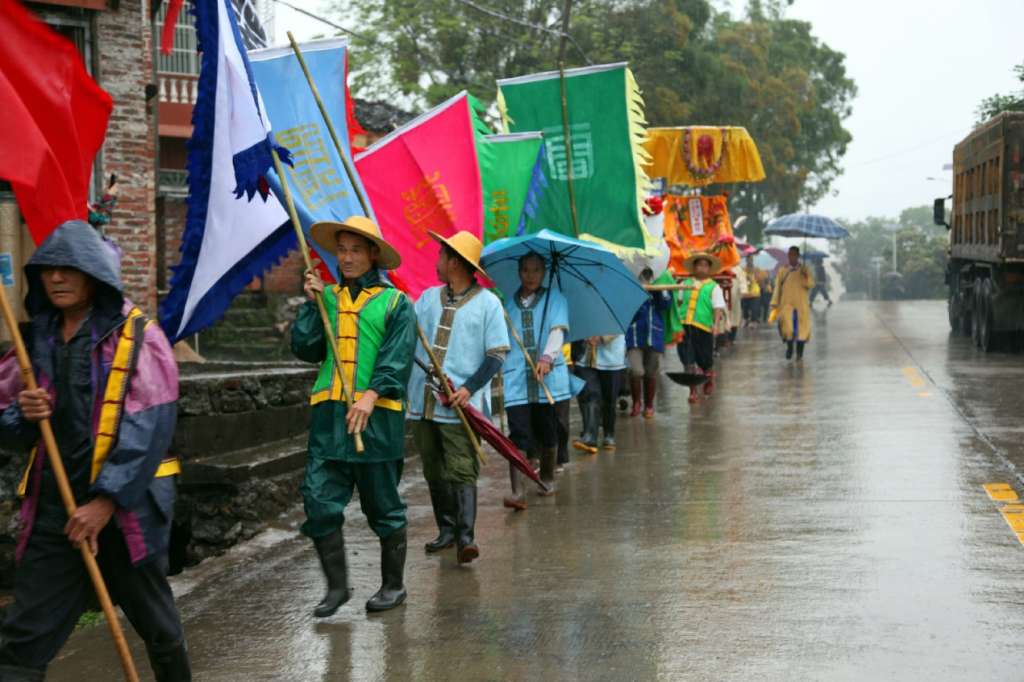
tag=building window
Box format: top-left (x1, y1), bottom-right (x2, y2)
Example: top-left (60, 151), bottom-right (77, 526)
top-left (156, 4), bottom-right (199, 76)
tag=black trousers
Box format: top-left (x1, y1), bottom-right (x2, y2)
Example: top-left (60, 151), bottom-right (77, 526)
top-left (0, 522), bottom-right (185, 673)
top-left (554, 400), bottom-right (571, 464)
top-left (678, 325), bottom-right (715, 372)
top-left (575, 367), bottom-right (622, 437)
top-left (507, 403), bottom-right (557, 452)
top-left (741, 297), bottom-right (760, 322)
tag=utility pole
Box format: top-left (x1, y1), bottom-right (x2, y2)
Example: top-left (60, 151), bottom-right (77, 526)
top-left (557, 0), bottom-right (580, 237)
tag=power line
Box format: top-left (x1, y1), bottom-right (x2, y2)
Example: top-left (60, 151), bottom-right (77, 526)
top-left (452, 0), bottom-right (591, 65)
top-left (270, 0), bottom-right (377, 45)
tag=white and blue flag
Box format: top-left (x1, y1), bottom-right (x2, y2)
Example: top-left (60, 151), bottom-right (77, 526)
top-left (160, 0), bottom-right (293, 342)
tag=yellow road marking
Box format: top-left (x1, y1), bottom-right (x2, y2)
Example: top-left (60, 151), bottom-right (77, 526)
top-left (917, 391), bottom-right (931, 398)
top-left (1001, 510), bottom-right (1024, 532)
top-left (901, 366), bottom-right (927, 389)
top-left (984, 483), bottom-right (1019, 502)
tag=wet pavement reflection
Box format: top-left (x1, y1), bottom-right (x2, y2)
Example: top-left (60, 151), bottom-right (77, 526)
top-left (48, 301), bottom-right (1024, 681)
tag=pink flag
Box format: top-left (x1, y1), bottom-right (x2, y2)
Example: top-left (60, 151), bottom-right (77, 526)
top-left (354, 92), bottom-right (483, 298)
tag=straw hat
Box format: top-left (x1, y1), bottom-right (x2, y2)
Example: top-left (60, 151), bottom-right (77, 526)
top-left (682, 251), bottom-right (722, 275)
top-left (429, 230), bottom-right (487, 277)
top-left (310, 216), bottom-right (401, 270)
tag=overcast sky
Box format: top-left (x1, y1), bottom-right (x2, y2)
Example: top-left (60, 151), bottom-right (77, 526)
top-left (272, 0), bottom-right (1024, 224)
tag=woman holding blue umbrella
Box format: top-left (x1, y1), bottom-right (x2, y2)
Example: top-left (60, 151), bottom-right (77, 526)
top-left (480, 230), bottom-right (648, 505)
top-left (499, 252), bottom-right (575, 507)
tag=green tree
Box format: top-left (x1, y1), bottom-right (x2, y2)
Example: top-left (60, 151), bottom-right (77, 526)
top-left (833, 217), bottom-right (890, 297)
top-left (977, 62), bottom-right (1024, 123)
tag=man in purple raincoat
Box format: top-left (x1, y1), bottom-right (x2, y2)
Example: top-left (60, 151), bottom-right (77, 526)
top-left (0, 221), bottom-right (190, 681)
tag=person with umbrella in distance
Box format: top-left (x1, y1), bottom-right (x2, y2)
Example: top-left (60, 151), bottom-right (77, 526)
top-left (292, 217), bottom-right (417, 615)
top-left (500, 253), bottom-right (574, 507)
top-left (407, 231), bottom-right (510, 564)
top-left (771, 245), bottom-right (815, 360)
top-left (675, 252), bottom-right (728, 404)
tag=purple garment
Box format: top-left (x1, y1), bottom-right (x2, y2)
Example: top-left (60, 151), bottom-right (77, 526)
top-left (0, 300), bottom-right (179, 565)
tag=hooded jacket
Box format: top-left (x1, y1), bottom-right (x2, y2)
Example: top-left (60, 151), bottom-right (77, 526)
top-left (0, 221), bottom-right (180, 565)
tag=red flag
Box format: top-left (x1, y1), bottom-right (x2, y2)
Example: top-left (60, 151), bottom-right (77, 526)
top-left (354, 93), bottom-right (484, 299)
top-left (161, 0), bottom-right (186, 55)
top-left (0, 0), bottom-right (113, 244)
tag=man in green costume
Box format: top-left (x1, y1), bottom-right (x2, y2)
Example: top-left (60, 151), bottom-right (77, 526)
top-left (291, 216), bottom-right (417, 616)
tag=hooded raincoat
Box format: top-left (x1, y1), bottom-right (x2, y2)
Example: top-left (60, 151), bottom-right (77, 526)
top-left (0, 221), bottom-right (180, 566)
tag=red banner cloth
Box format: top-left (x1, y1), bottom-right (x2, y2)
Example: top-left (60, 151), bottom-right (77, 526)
top-left (0, 0), bottom-right (113, 245)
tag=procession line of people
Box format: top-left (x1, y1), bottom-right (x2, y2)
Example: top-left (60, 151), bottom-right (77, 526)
top-left (0, 216), bottom-right (824, 681)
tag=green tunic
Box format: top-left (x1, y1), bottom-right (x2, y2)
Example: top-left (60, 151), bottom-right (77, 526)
top-left (291, 270), bottom-right (417, 464)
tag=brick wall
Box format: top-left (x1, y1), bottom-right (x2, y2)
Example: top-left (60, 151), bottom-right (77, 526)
top-left (95, 0), bottom-right (158, 313)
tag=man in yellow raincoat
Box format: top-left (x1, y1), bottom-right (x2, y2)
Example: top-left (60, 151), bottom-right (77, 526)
top-left (771, 246), bottom-right (815, 360)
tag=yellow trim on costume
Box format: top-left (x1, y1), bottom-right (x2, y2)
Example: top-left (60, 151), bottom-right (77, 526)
top-left (156, 457), bottom-right (182, 477)
top-left (17, 447), bottom-right (36, 497)
top-left (310, 389), bottom-right (402, 412)
top-left (90, 308), bottom-right (144, 482)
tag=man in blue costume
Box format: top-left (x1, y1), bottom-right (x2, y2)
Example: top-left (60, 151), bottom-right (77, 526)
top-left (408, 231), bottom-right (509, 563)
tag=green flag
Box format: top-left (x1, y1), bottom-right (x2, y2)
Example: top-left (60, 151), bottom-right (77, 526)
top-left (479, 132), bottom-right (546, 244)
top-left (497, 62), bottom-right (650, 250)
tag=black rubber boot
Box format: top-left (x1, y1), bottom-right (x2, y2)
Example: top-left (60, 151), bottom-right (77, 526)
top-left (796, 341), bottom-right (805, 360)
top-left (366, 527), bottom-right (407, 612)
top-left (424, 482), bottom-right (456, 553)
top-left (503, 462), bottom-right (528, 510)
top-left (538, 446), bottom-right (557, 495)
top-left (0, 664), bottom-right (45, 681)
top-left (147, 640), bottom-right (193, 682)
top-left (454, 486), bottom-right (479, 564)
top-left (583, 402), bottom-right (600, 447)
top-left (312, 530), bottom-right (350, 618)
top-left (785, 341), bottom-right (794, 360)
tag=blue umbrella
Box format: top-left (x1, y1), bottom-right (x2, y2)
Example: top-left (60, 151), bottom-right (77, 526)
top-left (764, 213), bottom-right (850, 240)
top-left (480, 229), bottom-right (648, 341)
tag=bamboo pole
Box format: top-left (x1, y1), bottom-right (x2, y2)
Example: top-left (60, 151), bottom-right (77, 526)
top-left (502, 309), bottom-right (555, 405)
top-left (415, 325), bottom-right (487, 465)
top-left (283, 33), bottom-right (486, 462)
top-left (270, 148), bottom-right (364, 453)
top-left (557, 0), bottom-right (580, 238)
top-left (0, 283), bottom-right (139, 682)
top-left (286, 32), bottom-right (371, 217)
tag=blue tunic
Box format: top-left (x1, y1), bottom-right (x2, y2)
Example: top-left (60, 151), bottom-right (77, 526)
top-left (503, 287), bottom-right (575, 407)
top-left (577, 334), bottom-right (627, 371)
top-left (625, 292), bottom-right (670, 353)
top-left (408, 285), bottom-right (510, 424)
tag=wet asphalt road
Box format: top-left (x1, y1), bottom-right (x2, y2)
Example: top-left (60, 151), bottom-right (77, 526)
top-left (48, 301), bottom-right (1024, 681)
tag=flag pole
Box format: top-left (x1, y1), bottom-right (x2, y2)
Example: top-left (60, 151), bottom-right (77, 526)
top-left (270, 148), bottom-right (365, 454)
top-left (502, 309), bottom-right (555, 405)
top-left (284, 31), bottom-right (487, 464)
top-left (557, 0), bottom-right (580, 238)
top-left (0, 282), bottom-right (140, 682)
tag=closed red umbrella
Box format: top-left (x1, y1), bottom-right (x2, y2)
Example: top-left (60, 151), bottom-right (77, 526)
top-left (416, 359), bottom-right (548, 492)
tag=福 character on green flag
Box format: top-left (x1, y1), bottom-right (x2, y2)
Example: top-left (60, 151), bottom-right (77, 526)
top-left (496, 62), bottom-right (650, 250)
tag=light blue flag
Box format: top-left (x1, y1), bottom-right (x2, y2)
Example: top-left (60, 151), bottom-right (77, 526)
top-left (249, 38), bottom-right (372, 277)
